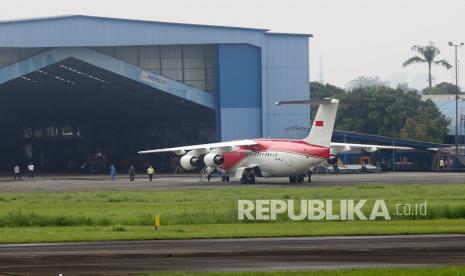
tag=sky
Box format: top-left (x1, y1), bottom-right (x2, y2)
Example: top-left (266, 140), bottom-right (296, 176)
top-left (1, 0), bottom-right (464, 90)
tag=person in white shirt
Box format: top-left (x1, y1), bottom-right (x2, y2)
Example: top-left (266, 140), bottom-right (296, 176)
top-left (27, 163), bottom-right (35, 178)
top-left (13, 165), bottom-right (20, 180)
top-left (439, 158), bottom-right (445, 172)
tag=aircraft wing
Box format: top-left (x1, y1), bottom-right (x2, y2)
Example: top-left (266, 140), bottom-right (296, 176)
top-left (138, 139), bottom-right (258, 155)
top-left (331, 142), bottom-right (412, 153)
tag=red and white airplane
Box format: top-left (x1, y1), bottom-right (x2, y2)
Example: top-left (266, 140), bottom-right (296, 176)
top-left (139, 99), bottom-right (410, 183)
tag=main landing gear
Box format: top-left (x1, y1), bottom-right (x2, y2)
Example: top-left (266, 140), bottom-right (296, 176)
top-left (221, 176), bottom-right (230, 182)
top-left (289, 175), bottom-right (305, 184)
top-left (241, 171), bottom-right (256, 184)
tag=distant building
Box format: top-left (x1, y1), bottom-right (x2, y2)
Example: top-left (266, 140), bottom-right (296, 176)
top-left (422, 95), bottom-right (465, 137)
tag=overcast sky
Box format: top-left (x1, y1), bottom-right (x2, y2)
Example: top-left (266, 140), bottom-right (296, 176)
top-left (2, 0), bottom-right (464, 90)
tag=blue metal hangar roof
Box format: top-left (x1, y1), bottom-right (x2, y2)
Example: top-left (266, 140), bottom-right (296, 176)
top-left (0, 15), bottom-right (312, 47)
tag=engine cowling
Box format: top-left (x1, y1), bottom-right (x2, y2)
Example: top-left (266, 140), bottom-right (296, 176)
top-left (180, 155), bottom-right (201, 171)
top-left (363, 146), bottom-right (378, 153)
top-left (204, 153), bottom-right (224, 167)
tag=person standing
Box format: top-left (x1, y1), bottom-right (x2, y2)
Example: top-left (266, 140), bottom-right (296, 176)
top-left (13, 165), bottom-right (20, 180)
top-left (332, 156), bottom-right (339, 174)
top-left (147, 165), bottom-right (155, 182)
top-left (109, 164), bottom-right (117, 181)
top-left (307, 170), bottom-right (312, 183)
top-left (439, 158), bottom-right (445, 172)
top-left (27, 163), bottom-right (35, 179)
top-left (205, 166), bottom-right (214, 182)
top-left (380, 159), bottom-right (386, 172)
top-left (129, 165), bottom-right (136, 182)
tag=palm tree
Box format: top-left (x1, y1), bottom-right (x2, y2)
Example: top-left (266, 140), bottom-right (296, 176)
top-left (402, 42), bottom-right (452, 88)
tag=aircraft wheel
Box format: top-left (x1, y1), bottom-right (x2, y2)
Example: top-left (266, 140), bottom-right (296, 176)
top-left (297, 175), bottom-right (305, 183)
top-left (241, 175), bottom-right (248, 184)
top-left (226, 176), bottom-right (230, 182)
top-left (289, 176), bottom-right (297, 183)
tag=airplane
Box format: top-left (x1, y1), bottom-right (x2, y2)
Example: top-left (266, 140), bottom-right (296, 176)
top-left (138, 98), bottom-right (411, 184)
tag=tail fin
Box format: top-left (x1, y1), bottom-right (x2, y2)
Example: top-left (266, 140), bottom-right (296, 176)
top-left (303, 99), bottom-right (339, 147)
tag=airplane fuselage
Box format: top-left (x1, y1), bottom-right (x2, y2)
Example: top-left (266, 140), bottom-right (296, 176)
top-left (218, 139), bottom-right (330, 177)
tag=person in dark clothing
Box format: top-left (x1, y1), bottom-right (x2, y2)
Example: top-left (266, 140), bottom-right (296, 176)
top-left (380, 159), bottom-right (386, 172)
top-left (129, 165), bottom-right (135, 182)
top-left (307, 170), bottom-right (313, 183)
top-left (333, 156), bottom-right (339, 173)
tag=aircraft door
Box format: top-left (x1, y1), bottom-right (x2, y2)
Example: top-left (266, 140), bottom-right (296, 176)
top-left (285, 152), bottom-right (292, 166)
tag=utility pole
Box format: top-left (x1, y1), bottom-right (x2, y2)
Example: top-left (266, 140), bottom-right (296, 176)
top-left (449, 42), bottom-right (464, 164)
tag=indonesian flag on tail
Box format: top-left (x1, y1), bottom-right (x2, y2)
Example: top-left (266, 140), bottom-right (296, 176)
top-left (315, 120), bottom-right (324, 127)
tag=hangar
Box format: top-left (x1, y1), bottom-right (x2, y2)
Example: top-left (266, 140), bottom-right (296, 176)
top-left (0, 15), bottom-right (310, 172)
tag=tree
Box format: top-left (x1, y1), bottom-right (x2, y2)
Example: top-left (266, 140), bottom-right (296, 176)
top-left (335, 86), bottom-right (449, 143)
top-left (310, 82), bottom-right (345, 120)
top-left (399, 99), bottom-right (449, 142)
top-left (396, 82), bottom-right (416, 93)
top-left (422, 82), bottom-right (460, 95)
top-left (309, 82), bottom-right (450, 143)
top-left (345, 76), bottom-right (390, 91)
top-left (310, 82), bottom-right (345, 99)
top-left (402, 42), bottom-right (452, 88)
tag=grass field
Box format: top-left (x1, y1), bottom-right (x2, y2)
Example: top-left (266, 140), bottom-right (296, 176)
top-left (1, 219), bottom-right (465, 243)
top-left (1, 183), bottom-right (465, 243)
top-left (143, 265), bottom-right (465, 275)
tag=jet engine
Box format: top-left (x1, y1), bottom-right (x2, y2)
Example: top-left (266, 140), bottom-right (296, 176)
top-left (363, 146), bottom-right (378, 153)
top-left (180, 155), bottom-right (201, 171)
top-left (204, 153), bottom-right (224, 167)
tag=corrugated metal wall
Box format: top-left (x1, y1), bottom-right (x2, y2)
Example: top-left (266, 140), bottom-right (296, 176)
top-left (262, 34), bottom-right (310, 139)
top-left (217, 44), bottom-right (262, 141)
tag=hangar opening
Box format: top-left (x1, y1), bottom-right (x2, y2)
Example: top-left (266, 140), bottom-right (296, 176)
top-left (0, 15), bottom-right (313, 174)
top-left (0, 57), bottom-right (215, 173)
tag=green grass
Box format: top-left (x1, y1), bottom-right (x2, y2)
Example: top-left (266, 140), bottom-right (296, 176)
top-left (2, 183), bottom-right (465, 243)
top-left (1, 184), bottom-right (465, 227)
top-left (142, 265), bottom-right (465, 275)
top-left (1, 219), bottom-right (465, 243)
